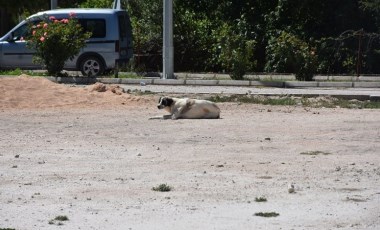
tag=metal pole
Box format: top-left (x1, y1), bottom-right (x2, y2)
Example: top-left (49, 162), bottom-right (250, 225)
top-left (163, 0), bottom-right (174, 79)
top-left (51, 0), bottom-right (57, 9)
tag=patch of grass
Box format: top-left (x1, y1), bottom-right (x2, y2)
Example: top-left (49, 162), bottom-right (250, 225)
top-left (0, 68), bottom-right (23, 75)
top-left (117, 72), bottom-right (144, 79)
top-left (0, 228), bottom-right (16, 230)
top-left (208, 94), bottom-right (380, 109)
top-left (49, 215), bottom-right (69, 225)
top-left (209, 94), bottom-right (297, 106)
top-left (54, 216), bottom-right (69, 221)
top-left (126, 89), bottom-right (155, 95)
top-left (152, 183), bottom-right (172, 192)
top-left (0, 68), bottom-right (48, 76)
top-left (300, 151), bottom-right (331, 156)
top-left (255, 197), bottom-right (267, 202)
top-left (254, 212), bottom-right (280, 217)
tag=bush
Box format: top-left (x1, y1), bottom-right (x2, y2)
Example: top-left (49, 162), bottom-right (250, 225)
top-left (216, 19), bottom-right (256, 80)
top-left (265, 31), bottom-right (317, 81)
top-left (27, 13), bottom-right (91, 76)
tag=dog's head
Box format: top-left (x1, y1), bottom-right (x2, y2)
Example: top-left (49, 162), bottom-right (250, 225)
top-left (157, 97), bottom-right (174, 109)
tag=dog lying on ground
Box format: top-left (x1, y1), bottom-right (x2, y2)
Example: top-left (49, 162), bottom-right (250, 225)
top-left (149, 97), bottom-right (221, 120)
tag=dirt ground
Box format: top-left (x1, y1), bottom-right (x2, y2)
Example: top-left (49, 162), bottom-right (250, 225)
top-left (1, 76), bottom-right (380, 230)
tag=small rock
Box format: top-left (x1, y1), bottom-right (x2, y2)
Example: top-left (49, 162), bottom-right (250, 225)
top-left (15, 155), bottom-right (20, 158)
top-left (288, 183), bottom-right (295, 193)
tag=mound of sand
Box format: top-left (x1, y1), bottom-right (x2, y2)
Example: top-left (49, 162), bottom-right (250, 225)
top-left (0, 76), bottom-right (151, 109)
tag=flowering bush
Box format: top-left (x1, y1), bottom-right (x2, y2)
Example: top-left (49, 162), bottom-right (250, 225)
top-left (27, 13), bottom-right (91, 76)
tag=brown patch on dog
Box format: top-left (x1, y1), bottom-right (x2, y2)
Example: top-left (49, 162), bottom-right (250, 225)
top-left (181, 99), bottom-right (196, 114)
top-left (203, 108), bottom-right (210, 113)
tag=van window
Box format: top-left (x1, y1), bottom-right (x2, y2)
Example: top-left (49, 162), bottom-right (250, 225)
top-left (79, 19), bottom-right (106, 38)
top-left (12, 24), bottom-right (29, 40)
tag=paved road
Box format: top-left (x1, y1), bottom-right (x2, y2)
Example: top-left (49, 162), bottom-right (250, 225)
top-left (121, 84), bottom-right (380, 100)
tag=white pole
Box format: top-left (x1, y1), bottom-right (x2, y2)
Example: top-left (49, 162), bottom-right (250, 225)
top-left (51, 0), bottom-right (57, 9)
top-left (163, 0), bottom-right (174, 79)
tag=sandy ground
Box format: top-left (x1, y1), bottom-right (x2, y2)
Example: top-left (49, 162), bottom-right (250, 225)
top-left (0, 76), bottom-right (380, 230)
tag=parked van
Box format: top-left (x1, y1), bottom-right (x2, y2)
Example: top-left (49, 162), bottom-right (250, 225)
top-left (0, 8), bottom-right (133, 77)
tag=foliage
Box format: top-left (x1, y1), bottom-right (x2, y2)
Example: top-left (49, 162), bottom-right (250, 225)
top-left (255, 197), bottom-right (267, 202)
top-left (26, 13), bottom-right (91, 76)
top-left (152, 183), bottom-right (172, 192)
top-left (265, 31), bottom-right (317, 81)
top-left (127, 0), bottom-right (162, 71)
top-left (359, 0), bottom-right (380, 12)
top-left (79, 0), bottom-right (113, 8)
top-left (254, 212), bottom-right (280, 217)
top-left (2, 0), bottom-right (380, 75)
top-left (215, 17), bottom-right (256, 80)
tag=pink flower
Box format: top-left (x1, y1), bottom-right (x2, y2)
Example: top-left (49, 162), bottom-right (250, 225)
top-left (37, 24), bottom-right (41, 28)
top-left (20, 37), bottom-right (24, 41)
top-left (49, 16), bottom-right (56, 20)
top-left (69, 12), bottom-right (76, 17)
top-left (40, 36), bottom-right (45, 42)
top-left (43, 23), bottom-right (48, 28)
top-left (61, 19), bottom-right (69, 24)
top-left (54, 20), bottom-right (59, 23)
top-left (32, 30), bottom-right (36, 35)
top-left (44, 32), bottom-right (48, 36)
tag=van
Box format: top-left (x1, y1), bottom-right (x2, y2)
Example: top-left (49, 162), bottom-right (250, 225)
top-left (0, 8), bottom-right (133, 77)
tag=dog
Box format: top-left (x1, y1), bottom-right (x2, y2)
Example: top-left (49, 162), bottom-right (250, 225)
top-left (149, 97), bottom-right (221, 120)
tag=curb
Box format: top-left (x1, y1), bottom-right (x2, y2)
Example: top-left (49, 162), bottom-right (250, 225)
top-left (45, 77), bottom-right (380, 89)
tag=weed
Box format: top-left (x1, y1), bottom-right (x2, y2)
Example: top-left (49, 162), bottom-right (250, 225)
top-left (254, 212), bottom-right (280, 217)
top-left (49, 215), bottom-right (69, 225)
top-left (54, 216), bottom-right (69, 221)
top-left (255, 197), bottom-right (268, 202)
top-left (152, 184), bottom-right (172, 192)
top-left (300, 151), bottom-right (331, 156)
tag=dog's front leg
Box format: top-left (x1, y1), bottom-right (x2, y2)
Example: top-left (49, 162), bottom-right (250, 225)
top-left (149, 115), bottom-right (172, 120)
top-left (171, 107), bottom-right (184, 120)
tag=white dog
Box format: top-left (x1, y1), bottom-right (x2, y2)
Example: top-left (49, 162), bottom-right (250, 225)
top-left (150, 97), bottom-right (221, 120)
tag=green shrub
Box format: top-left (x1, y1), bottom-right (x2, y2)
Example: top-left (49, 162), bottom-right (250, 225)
top-left (265, 31), bottom-right (317, 81)
top-left (216, 19), bottom-right (256, 80)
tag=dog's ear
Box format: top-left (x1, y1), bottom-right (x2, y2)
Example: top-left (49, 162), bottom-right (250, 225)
top-left (165, 97), bottom-right (174, 106)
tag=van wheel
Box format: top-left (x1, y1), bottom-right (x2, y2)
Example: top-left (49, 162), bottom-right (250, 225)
top-left (80, 56), bottom-right (104, 77)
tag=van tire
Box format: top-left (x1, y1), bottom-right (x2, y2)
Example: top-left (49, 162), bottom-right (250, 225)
top-left (79, 56), bottom-right (104, 77)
